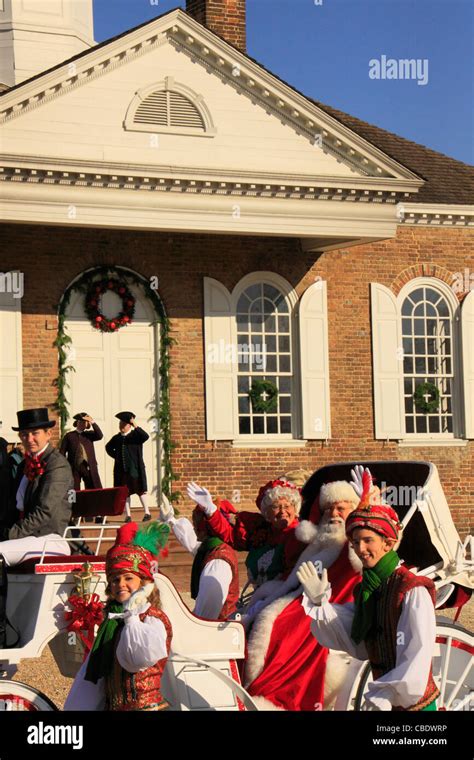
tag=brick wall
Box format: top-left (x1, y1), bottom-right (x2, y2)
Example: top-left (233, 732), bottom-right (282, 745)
top-left (1, 222), bottom-right (473, 537)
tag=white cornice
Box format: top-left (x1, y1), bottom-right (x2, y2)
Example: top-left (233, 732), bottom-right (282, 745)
top-left (397, 203), bottom-right (474, 227)
top-left (0, 9), bottom-right (423, 189)
top-left (0, 160), bottom-right (417, 200)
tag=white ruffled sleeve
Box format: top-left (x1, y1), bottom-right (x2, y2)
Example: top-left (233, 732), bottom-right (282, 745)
top-left (169, 517), bottom-right (201, 556)
top-left (115, 615), bottom-right (169, 673)
top-left (63, 655), bottom-right (106, 711)
top-left (302, 592), bottom-right (369, 661)
top-left (193, 559), bottom-right (233, 619)
top-left (364, 586), bottom-right (436, 710)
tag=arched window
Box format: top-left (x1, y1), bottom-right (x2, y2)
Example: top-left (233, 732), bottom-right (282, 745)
top-left (371, 277), bottom-right (474, 441)
top-left (203, 273), bottom-right (331, 444)
top-left (401, 285), bottom-right (454, 434)
top-left (236, 282), bottom-right (292, 435)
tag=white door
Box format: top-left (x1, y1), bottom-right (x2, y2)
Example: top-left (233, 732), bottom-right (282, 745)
top-left (64, 280), bottom-right (159, 506)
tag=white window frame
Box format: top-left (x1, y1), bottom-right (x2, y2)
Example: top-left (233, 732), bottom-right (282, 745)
top-left (372, 277), bottom-right (468, 445)
top-left (231, 272), bottom-right (301, 445)
top-left (0, 271), bottom-right (23, 443)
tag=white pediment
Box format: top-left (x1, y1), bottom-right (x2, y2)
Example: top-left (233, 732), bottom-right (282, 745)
top-left (0, 9), bottom-right (421, 190)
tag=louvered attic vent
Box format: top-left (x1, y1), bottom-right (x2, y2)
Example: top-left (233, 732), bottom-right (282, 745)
top-left (124, 80), bottom-right (216, 137)
top-left (135, 90), bottom-right (204, 130)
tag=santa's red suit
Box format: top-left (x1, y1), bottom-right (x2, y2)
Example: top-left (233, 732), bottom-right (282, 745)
top-left (244, 522), bottom-right (362, 711)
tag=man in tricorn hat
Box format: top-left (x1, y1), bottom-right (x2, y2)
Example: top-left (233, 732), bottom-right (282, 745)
top-left (0, 408), bottom-right (73, 566)
top-left (60, 413), bottom-right (103, 490)
top-left (105, 412), bottom-right (150, 523)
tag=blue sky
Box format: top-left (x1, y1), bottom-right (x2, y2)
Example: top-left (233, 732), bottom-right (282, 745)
top-left (93, 0), bottom-right (473, 164)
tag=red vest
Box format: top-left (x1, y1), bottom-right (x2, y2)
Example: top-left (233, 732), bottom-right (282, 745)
top-left (361, 565), bottom-right (439, 711)
top-left (203, 542), bottom-right (240, 620)
top-left (105, 607), bottom-right (172, 711)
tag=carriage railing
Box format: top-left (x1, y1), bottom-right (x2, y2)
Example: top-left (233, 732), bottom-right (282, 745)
top-left (36, 525), bottom-right (123, 566)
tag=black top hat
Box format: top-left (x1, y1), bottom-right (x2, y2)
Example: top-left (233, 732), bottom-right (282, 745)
top-left (12, 408), bottom-right (56, 431)
top-left (115, 411), bottom-right (136, 423)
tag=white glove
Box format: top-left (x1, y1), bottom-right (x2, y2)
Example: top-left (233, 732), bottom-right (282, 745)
top-left (108, 582), bottom-right (155, 620)
top-left (159, 493), bottom-right (175, 523)
top-left (350, 465), bottom-right (372, 499)
top-left (296, 562), bottom-right (330, 606)
top-left (361, 696), bottom-right (390, 711)
top-left (186, 481), bottom-right (217, 517)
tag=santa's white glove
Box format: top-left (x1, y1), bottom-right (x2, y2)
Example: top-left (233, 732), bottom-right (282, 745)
top-left (186, 482), bottom-right (217, 517)
top-left (296, 562), bottom-right (330, 606)
top-left (108, 583), bottom-right (155, 620)
top-left (159, 493), bottom-right (175, 523)
top-left (350, 465), bottom-right (372, 499)
top-left (361, 696), bottom-right (391, 711)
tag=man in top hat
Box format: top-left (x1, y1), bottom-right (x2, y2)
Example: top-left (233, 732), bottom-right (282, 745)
top-left (60, 413), bottom-right (103, 490)
top-left (106, 412), bottom-right (150, 523)
top-left (160, 494), bottom-right (240, 620)
top-left (298, 467), bottom-right (439, 711)
top-left (0, 408), bottom-right (73, 566)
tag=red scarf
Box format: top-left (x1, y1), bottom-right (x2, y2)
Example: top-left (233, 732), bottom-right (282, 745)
top-left (24, 453), bottom-right (46, 482)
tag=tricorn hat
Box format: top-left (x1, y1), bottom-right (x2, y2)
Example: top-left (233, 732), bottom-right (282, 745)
top-left (115, 411), bottom-right (135, 423)
top-left (73, 412), bottom-right (88, 428)
top-left (12, 408), bottom-right (56, 431)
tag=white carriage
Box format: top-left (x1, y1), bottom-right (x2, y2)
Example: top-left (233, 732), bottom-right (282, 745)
top-left (0, 461), bottom-right (472, 712)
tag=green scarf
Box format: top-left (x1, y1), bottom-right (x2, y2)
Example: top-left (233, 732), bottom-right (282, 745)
top-left (351, 550), bottom-right (399, 644)
top-left (190, 537), bottom-right (223, 600)
top-left (84, 601), bottom-right (124, 684)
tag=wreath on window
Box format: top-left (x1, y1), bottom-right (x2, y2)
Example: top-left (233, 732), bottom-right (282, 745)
top-left (249, 379), bottom-right (279, 413)
top-left (85, 278), bottom-right (136, 332)
top-left (413, 381), bottom-right (440, 414)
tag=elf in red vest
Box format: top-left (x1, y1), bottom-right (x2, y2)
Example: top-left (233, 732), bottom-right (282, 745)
top-left (160, 493), bottom-right (240, 620)
top-left (65, 521), bottom-right (172, 711)
top-left (298, 468), bottom-right (439, 712)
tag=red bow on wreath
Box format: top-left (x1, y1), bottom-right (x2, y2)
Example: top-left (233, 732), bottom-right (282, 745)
top-left (65, 593), bottom-right (104, 657)
top-left (24, 453), bottom-right (46, 482)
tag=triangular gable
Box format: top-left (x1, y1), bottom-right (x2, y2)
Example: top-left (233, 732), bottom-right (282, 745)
top-left (0, 8), bottom-right (422, 191)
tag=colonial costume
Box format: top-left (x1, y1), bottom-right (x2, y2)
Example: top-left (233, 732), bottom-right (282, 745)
top-left (105, 411), bottom-right (150, 522)
top-left (60, 413), bottom-right (103, 489)
top-left (0, 409), bottom-right (72, 566)
top-left (244, 480), bottom-right (362, 711)
top-left (64, 521), bottom-right (172, 711)
top-left (187, 479), bottom-right (306, 591)
top-left (299, 470), bottom-right (439, 711)
top-left (160, 495), bottom-right (239, 620)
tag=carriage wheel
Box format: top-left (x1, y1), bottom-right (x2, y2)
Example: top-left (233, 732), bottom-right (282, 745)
top-left (0, 680), bottom-right (58, 711)
top-left (353, 619), bottom-right (473, 711)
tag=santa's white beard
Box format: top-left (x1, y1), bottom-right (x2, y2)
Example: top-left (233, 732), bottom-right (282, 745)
top-left (316, 515), bottom-right (346, 547)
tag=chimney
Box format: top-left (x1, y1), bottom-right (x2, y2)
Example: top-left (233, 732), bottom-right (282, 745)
top-left (186, 0), bottom-right (246, 52)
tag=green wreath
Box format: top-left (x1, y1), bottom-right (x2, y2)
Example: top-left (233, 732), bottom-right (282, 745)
top-left (249, 379), bottom-right (278, 413)
top-left (414, 381), bottom-right (440, 414)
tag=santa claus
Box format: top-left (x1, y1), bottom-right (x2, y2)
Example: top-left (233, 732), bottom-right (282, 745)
top-left (243, 476), bottom-right (364, 711)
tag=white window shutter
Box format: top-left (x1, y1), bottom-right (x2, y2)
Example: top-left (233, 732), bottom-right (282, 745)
top-left (299, 281), bottom-right (331, 439)
top-left (203, 277), bottom-right (236, 440)
top-left (461, 289), bottom-right (474, 438)
top-left (0, 282), bottom-right (23, 442)
top-left (371, 283), bottom-right (404, 439)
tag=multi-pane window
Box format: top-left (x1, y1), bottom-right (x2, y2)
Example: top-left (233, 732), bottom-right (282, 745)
top-left (402, 286), bottom-right (454, 435)
top-left (236, 283), bottom-right (292, 435)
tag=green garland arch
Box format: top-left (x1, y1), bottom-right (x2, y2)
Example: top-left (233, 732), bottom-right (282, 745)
top-left (53, 266), bottom-right (180, 502)
top-left (413, 381), bottom-right (440, 414)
